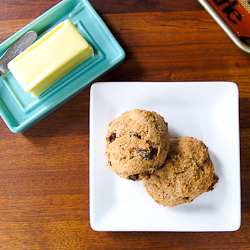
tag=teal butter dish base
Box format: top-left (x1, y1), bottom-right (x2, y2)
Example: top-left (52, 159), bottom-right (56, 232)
top-left (0, 0), bottom-right (125, 133)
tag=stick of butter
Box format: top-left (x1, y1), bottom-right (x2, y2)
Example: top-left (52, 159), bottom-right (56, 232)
top-left (8, 19), bottom-right (94, 98)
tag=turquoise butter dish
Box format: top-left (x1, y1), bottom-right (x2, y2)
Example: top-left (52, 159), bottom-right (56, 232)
top-left (0, 0), bottom-right (125, 133)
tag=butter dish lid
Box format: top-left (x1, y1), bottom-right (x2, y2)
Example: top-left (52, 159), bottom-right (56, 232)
top-left (0, 0), bottom-right (125, 133)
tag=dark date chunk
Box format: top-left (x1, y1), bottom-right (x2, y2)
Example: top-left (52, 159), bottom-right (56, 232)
top-left (129, 174), bottom-right (139, 181)
top-left (138, 147), bottom-right (158, 160)
top-left (151, 147), bottom-right (158, 157)
top-left (138, 149), bottom-right (152, 160)
top-left (108, 132), bottom-right (116, 143)
top-left (130, 133), bottom-right (141, 139)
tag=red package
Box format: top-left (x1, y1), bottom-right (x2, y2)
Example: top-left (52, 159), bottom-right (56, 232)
top-left (207, 0), bottom-right (250, 38)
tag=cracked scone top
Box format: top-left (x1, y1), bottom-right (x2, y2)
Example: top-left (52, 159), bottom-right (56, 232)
top-left (105, 109), bottom-right (170, 181)
top-left (142, 137), bottom-right (219, 206)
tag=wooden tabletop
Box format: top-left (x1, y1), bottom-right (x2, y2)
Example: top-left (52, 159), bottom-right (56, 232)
top-left (0, 0), bottom-right (250, 249)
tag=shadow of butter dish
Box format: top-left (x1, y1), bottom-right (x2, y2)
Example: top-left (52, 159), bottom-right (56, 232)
top-left (0, 0), bottom-right (125, 133)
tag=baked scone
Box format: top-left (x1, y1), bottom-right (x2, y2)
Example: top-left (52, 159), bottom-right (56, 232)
top-left (105, 109), bottom-right (170, 181)
top-left (142, 137), bottom-right (219, 206)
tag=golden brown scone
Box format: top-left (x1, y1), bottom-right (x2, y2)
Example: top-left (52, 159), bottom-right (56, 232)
top-left (142, 137), bottom-right (219, 206)
top-left (105, 109), bottom-right (170, 181)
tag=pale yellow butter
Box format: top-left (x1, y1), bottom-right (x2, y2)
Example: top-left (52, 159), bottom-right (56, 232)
top-left (8, 19), bottom-right (94, 98)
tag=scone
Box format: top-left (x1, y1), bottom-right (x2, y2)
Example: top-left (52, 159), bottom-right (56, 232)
top-left (105, 109), bottom-right (170, 181)
top-left (142, 137), bottom-right (219, 206)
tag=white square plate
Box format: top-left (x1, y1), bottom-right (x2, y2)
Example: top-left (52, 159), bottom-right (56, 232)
top-left (89, 81), bottom-right (241, 232)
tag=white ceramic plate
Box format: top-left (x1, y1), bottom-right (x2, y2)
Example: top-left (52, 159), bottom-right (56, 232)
top-left (89, 81), bottom-right (241, 232)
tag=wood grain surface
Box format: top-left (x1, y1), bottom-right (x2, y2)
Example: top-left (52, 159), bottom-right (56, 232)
top-left (0, 0), bottom-right (250, 249)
